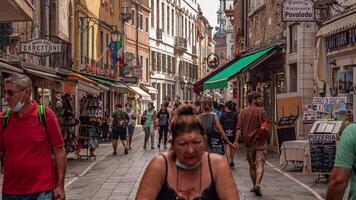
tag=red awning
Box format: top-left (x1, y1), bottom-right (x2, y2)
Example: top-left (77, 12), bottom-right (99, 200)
top-left (194, 55), bottom-right (241, 94)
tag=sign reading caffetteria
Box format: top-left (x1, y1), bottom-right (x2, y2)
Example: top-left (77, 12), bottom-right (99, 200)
top-left (282, 0), bottom-right (315, 22)
top-left (21, 39), bottom-right (62, 56)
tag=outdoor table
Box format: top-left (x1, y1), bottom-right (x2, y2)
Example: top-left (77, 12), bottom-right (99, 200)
top-left (279, 140), bottom-right (310, 174)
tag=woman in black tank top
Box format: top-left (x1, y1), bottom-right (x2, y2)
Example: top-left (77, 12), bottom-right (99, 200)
top-left (135, 105), bottom-right (240, 200)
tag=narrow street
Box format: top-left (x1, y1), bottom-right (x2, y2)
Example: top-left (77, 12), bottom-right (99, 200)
top-left (62, 130), bottom-right (328, 200)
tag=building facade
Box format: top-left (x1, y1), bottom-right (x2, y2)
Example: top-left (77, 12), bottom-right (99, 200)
top-left (148, 0), bottom-right (202, 107)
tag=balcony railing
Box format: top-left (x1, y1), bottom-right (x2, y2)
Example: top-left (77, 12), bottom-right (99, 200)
top-left (156, 29), bottom-right (163, 40)
top-left (48, 36), bottom-right (72, 71)
top-left (174, 37), bottom-right (187, 54)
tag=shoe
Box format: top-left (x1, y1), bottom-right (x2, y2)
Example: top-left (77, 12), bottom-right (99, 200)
top-left (112, 152), bottom-right (117, 155)
top-left (229, 162), bottom-right (235, 169)
top-left (151, 146), bottom-right (154, 150)
top-left (129, 146), bottom-right (132, 150)
top-left (254, 186), bottom-right (262, 196)
top-left (124, 148), bottom-right (128, 155)
top-left (250, 187), bottom-right (256, 193)
top-left (143, 146), bottom-right (146, 149)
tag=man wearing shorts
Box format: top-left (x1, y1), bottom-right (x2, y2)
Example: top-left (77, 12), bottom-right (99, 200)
top-left (112, 103), bottom-right (129, 155)
top-left (235, 91), bottom-right (269, 196)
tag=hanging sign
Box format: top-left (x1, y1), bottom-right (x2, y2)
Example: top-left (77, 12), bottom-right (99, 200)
top-left (207, 54), bottom-right (220, 69)
top-left (282, 0), bottom-right (315, 22)
top-left (21, 38), bottom-right (62, 57)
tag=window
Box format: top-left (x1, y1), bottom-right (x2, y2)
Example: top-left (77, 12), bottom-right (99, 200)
top-left (157, 0), bottom-right (160, 29)
top-left (80, 17), bottom-right (84, 64)
top-left (157, 53), bottom-right (161, 72)
top-left (162, 83), bottom-right (167, 100)
top-left (162, 54), bottom-right (166, 73)
top-left (100, 31), bottom-right (103, 66)
top-left (289, 63), bottom-right (297, 92)
top-left (151, 51), bottom-right (156, 70)
top-left (172, 85), bottom-right (176, 99)
top-left (249, 0), bottom-right (265, 12)
top-left (167, 84), bottom-right (172, 99)
top-left (172, 57), bottom-right (176, 74)
top-left (188, 21), bottom-right (191, 44)
top-left (151, 0), bottom-right (154, 27)
top-left (139, 14), bottom-right (143, 29)
top-left (106, 33), bottom-right (109, 65)
top-left (167, 56), bottom-right (171, 74)
top-left (162, 3), bottom-right (165, 32)
top-left (146, 58), bottom-right (149, 81)
top-left (172, 9), bottom-right (174, 36)
top-left (289, 24), bottom-right (298, 53)
top-left (185, 18), bottom-right (187, 38)
top-left (146, 17), bottom-right (149, 32)
top-left (140, 55), bottom-right (143, 66)
top-left (91, 27), bottom-right (94, 60)
top-left (167, 6), bottom-right (170, 35)
top-left (131, 10), bottom-right (135, 26)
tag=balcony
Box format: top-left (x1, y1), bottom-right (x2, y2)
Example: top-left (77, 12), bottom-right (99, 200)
top-left (156, 29), bottom-right (163, 41)
top-left (0, 0), bottom-right (34, 22)
top-left (48, 36), bottom-right (72, 73)
top-left (174, 37), bottom-right (187, 54)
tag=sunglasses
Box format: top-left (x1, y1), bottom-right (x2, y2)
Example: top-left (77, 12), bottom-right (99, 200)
top-left (3, 89), bottom-right (23, 97)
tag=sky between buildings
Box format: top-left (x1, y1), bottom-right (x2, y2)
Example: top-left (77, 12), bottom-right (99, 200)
top-left (197, 0), bottom-right (219, 30)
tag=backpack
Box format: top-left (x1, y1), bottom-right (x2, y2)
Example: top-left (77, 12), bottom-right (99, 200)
top-left (2, 105), bottom-right (47, 129)
top-left (221, 112), bottom-right (236, 131)
top-left (115, 110), bottom-right (128, 128)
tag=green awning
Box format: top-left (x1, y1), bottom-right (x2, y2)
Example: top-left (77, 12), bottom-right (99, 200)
top-left (86, 75), bottom-right (126, 89)
top-left (203, 46), bottom-right (277, 90)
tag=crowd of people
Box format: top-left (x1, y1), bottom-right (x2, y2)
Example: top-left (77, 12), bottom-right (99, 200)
top-left (0, 73), bottom-right (354, 200)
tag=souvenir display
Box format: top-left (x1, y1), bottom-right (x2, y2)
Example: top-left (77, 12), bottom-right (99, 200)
top-left (78, 95), bottom-right (103, 159)
top-left (56, 93), bottom-right (79, 154)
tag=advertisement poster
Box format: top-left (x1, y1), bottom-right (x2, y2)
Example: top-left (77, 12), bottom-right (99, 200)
top-left (311, 97), bottom-right (347, 121)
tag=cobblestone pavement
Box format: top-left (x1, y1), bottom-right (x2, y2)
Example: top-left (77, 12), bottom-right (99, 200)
top-left (0, 127), bottom-right (328, 199)
top-left (64, 131), bottom-right (328, 200)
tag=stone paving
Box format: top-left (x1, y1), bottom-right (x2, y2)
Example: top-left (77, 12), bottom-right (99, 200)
top-left (64, 132), bottom-right (328, 200)
top-left (0, 126), bottom-right (328, 199)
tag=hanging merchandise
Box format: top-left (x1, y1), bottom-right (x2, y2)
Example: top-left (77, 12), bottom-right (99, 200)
top-left (56, 93), bottom-right (79, 154)
top-left (78, 95), bottom-right (103, 159)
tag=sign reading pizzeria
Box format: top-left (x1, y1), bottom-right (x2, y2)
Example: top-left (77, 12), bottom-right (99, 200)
top-left (282, 0), bottom-right (315, 22)
top-left (21, 38), bottom-right (62, 57)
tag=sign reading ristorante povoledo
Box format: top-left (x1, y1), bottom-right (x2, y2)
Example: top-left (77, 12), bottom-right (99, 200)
top-left (21, 38), bottom-right (62, 57)
top-left (282, 0), bottom-right (315, 22)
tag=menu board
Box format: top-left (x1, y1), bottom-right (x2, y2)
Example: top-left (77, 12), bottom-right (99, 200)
top-left (309, 134), bottom-right (337, 174)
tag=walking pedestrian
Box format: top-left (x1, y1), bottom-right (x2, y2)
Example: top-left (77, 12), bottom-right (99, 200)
top-left (142, 102), bottom-right (156, 149)
top-left (126, 103), bottom-right (136, 149)
top-left (213, 101), bottom-right (222, 120)
top-left (327, 124), bottom-right (356, 200)
top-left (221, 101), bottom-right (238, 168)
top-left (0, 74), bottom-right (66, 200)
top-left (136, 104), bottom-right (240, 200)
top-left (235, 91), bottom-right (270, 196)
top-left (157, 103), bottom-right (169, 149)
top-left (112, 103), bottom-right (129, 155)
top-left (198, 98), bottom-right (234, 155)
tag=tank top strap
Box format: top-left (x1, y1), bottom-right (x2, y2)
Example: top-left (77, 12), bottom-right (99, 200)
top-left (207, 153), bottom-right (215, 185)
top-left (160, 154), bottom-right (168, 184)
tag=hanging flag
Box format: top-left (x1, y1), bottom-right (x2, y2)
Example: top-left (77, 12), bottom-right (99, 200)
top-left (108, 35), bottom-right (125, 66)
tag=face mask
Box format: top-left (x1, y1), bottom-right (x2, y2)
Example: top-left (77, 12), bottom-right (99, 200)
top-left (12, 92), bottom-right (25, 112)
top-left (176, 158), bottom-right (202, 170)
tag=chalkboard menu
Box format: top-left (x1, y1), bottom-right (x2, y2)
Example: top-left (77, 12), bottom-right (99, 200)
top-left (277, 127), bottom-right (296, 154)
top-left (309, 134), bottom-right (336, 174)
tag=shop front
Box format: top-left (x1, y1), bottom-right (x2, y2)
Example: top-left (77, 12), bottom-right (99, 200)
top-left (202, 45), bottom-right (285, 146)
top-left (316, 10), bottom-right (356, 126)
top-left (128, 85), bottom-right (151, 116)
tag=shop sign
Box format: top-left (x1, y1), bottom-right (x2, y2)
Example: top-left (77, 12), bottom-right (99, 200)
top-left (207, 54), bottom-right (220, 69)
top-left (122, 77), bottom-right (137, 84)
top-left (20, 39), bottom-right (62, 56)
top-left (282, 0), bottom-right (315, 22)
top-left (327, 27), bottom-right (356, 51)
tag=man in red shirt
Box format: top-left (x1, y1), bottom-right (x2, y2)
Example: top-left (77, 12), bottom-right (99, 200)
top-left (235, 91), bottom-right (270, 196)
top-left (0, 74), bottom-right (67, 200)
